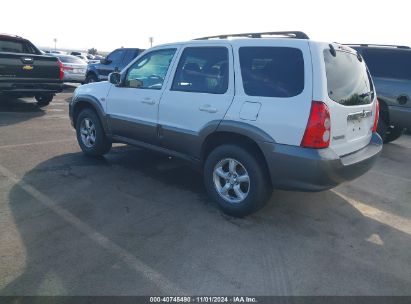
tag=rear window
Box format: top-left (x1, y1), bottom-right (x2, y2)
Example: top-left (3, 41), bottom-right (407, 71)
top-left (324, 50), bottom-right (374, 106)
top-left (239, 47), bottom-right (304, 97)
top-left (58, 56), bottom-right (85, 64)
top-left (0, 38), bottom-right (38, 54)
top-left (361, 49), bottom-right (411, 81)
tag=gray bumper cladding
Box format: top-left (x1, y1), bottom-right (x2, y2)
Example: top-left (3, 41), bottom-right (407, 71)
top-left (261, 133), bottom-right (383, 191)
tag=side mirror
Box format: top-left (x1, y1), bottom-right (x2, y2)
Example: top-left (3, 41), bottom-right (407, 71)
top-left (109, 72), bottom-right (121, 86)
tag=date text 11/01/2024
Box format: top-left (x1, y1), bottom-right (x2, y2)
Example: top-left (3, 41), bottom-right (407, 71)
top-left (149, 297), bottom-right (258, 303)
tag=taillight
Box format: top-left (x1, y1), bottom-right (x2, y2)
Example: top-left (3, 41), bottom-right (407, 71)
top-left (301, 101), bottom-right (331, 149)
top-left (372, 99), bottom-right (379, 133)
top-left (57, 59), bottom-right (64, 80)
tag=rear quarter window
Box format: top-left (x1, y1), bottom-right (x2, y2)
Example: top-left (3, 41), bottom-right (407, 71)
top-left (0, 39), bottom-right (37, 54)
top-left (324, 50), bottom-right (374, 106)
top-left (239, 47), bottom-right (304, 98)
top-left (361, 49), bottom-right (411, 81)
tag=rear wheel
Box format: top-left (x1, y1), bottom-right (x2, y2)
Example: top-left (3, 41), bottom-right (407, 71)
top-left (85, 73), bottom-right (98, 84)
top-left (385, 125), bottom-right (404, 143)
top-left (35, 94), bottom-right (53, 107)
top-left (377, 119), bottom-right (404, 143)
top-left (75, 108), bottom-right (111, 156)
top-left (204, 144), bottom-right (272, 217)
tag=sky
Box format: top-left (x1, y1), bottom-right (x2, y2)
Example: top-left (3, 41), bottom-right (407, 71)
top-left (1, 0), bottom-right (410, 52)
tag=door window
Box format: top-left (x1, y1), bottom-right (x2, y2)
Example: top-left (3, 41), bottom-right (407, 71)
top-left (124, 48), bottom-right (176, 89)
top-left (362, 49), bottom-right (411, 80)
top-left (171, 47), bottom-right (229, 94)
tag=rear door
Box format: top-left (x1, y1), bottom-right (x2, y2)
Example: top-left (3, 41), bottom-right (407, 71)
top-left (0, 37), bottom-right (60, 83)
top-left (318, 44), bottom-right (376, 156)
top-left (158, 44), bottom-right (234, 157)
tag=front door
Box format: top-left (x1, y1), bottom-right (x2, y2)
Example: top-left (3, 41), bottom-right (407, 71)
top-left (158, 45), bottom-right (235, 158)
top-left (106, 48), bottom-right (178, 145)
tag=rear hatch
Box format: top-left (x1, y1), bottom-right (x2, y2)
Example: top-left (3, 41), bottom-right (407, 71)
top-left (0, 37), bottom-right (61, 83)
top-left (322, 45), bottom-right (376, 156)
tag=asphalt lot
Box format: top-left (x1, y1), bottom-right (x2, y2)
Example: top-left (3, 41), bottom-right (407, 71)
top-left (0, 85), bottom-right (410, 296)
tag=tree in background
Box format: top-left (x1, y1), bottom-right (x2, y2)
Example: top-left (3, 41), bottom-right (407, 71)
top-left (88, 48), bottom-right (98, 55)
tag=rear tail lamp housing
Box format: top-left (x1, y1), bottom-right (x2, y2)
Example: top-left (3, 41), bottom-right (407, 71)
top-left (57, 59), bottom-right (64, 80)
top-left (372, 99), bottom-right (379, 133)
top-left (301, 101), bottom-right (331, 149)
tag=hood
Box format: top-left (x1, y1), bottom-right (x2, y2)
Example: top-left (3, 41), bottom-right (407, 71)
top-left (73, 81), bottom-right (111, 100)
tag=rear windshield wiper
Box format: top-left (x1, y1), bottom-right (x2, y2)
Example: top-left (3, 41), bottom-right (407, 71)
top-left (359, 91), bottom-right (373, 98)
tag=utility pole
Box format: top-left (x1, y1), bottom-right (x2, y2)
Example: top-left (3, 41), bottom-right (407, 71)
top-left (53, 38), bottom-right (57, 51)
top-left (149, 37), bottom-right (153, 48)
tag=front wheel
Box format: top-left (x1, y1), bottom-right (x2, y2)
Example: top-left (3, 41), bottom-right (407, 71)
top-left (85, 73), bottom-right (98, 84)
top-left (204, 144), bottom-right (272, 217)
top-left (75, 108), bottom-right (111, 157)
top-left (35, 94), bottom-right (53, 107)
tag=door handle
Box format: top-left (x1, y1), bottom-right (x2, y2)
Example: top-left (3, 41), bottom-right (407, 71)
top-left (199, 104), bottom-right (218, 113)
top-left (141, 98), bottom-right (155, 105)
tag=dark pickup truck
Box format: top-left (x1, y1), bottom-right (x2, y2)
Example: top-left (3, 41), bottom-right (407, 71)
top-left (0, 34), bottom-right (64, 106)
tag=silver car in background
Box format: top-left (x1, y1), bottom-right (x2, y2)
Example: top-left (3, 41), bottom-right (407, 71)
top-left (53, 54), bottom-right (87, 83)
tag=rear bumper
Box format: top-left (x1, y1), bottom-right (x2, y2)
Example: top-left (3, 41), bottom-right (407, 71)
top-left (64, 73), bottom-right (86, 83)
top-left (0, 81), bottom-right (64, 96)
top-left (261, 133), bottom-right (383, 191)
top-left (389, 105), bottom-right (411, 130)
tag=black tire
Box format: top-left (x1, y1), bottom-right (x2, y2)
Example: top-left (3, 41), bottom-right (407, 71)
top-left (377, 119), bottom-right (404, 143)
top-left (75, 108), bottom-right (111, 157)
top-left (35, 94), bottom-right (53, 107)
top-left (385, 125), bottom-right (404, 143)
top-left (204, 144), bottom-right (272, 217)
top-left (85, 73), bottom-right (98, 84)
top-left (377, 119), bottom-right (388, 142)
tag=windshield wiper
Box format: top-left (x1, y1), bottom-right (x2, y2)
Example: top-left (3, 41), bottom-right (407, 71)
top-left (359, 91), bottom-right (373, 98)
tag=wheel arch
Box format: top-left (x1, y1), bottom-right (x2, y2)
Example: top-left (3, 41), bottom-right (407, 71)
top-left (72, 95), bottom-right (110, 135)
top-left (201, 128), bottom-right (273, 184)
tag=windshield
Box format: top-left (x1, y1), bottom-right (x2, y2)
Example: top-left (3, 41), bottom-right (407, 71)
top-left (324, 49), bottom-right (374, 106)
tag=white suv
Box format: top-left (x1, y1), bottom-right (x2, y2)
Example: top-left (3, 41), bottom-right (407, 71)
top-left (69, 31), bottom-right (382, 217)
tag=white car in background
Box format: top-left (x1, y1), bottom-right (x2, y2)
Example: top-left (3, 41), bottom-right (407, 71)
top-left (53, 54), bottom-right (87, 83)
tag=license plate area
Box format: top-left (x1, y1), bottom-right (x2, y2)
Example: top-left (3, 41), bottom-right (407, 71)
top-left (73, 69), bottom-right (85, 73)
top-left (346, 110), bottom-right (372, 140)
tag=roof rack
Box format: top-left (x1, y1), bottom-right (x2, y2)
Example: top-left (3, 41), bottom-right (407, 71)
top-left (345, 43), bottom-right (410, 49)
top-left (194, 31), bottom-right (309, 40)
